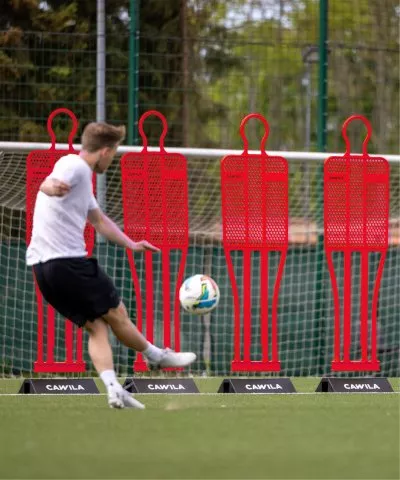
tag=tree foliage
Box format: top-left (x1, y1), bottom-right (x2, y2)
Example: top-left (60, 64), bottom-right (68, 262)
top-left (0, 0), bottom-right (241, 145)
top-left (0, 0), bottom-right (398, 153)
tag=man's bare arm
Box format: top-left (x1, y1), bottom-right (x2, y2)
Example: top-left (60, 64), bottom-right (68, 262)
top-left (40, 178), bottom-right (71, 197)
top-left (87, 208), bottom-right (160, 252)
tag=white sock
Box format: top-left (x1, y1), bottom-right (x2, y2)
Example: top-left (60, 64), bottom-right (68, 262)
top-left (142, 342), bottom-right (164, 362)
top-left (100, 369), bottom-right (120, 390)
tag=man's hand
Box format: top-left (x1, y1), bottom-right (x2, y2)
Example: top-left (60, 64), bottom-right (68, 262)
top-left (40, 178), bottom-right (71, 197)
top-left (131, 240), bottom-right (160, 253)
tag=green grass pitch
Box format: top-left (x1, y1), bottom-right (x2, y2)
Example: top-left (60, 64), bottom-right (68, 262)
top-left (0, 378), bottom-right (398, 479)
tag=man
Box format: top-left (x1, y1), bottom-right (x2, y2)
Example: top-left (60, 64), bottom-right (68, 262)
top-left (26, 122), bottom-right (196, 409)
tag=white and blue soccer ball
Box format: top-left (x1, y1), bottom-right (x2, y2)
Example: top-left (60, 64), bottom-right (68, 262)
top-left (179, 274), bottom-right (220, 315)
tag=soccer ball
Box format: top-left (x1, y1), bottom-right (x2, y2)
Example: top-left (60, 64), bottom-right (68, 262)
top-left (179, 274), bottom-right (220, 315)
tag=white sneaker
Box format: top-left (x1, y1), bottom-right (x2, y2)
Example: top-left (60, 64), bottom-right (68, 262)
top-left (148, 348), bottom-right (197, 369)
top-left (107, 383), bottom-right (145, 410)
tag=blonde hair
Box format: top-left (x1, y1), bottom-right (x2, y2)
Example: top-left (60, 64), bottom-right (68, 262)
top-left (82, 122), bottom-right (126, 152)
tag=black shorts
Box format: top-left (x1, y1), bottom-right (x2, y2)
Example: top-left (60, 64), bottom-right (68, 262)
top-left (33, 257), bottom-right (120, 327)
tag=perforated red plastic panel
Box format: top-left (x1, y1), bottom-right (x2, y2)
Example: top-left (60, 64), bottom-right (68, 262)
top-left (221, 114), bottom-right (288, 372)
top-left (120, 111), bottom-right (189, 372)
top-left (121, 154), bottom-right (188, 247)
top-left (26, 153), bottom-right (95, 252)
top-left (324, 115), bottom-right (389, 372)
top-left (222, 155), bottom-right (288, 248)
top-left (26, 108), bottom-right (95, 373)
top-left (325, 158), bottom-right (389, 250)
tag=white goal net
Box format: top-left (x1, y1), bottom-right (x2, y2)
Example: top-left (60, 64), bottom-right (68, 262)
top-left (0, 143), bottom-right (399, 377)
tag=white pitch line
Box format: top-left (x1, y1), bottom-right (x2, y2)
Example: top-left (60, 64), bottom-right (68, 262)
top-left (0, 392), bottom-right (398, 396)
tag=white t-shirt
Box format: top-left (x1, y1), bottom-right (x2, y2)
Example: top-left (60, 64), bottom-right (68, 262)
top-left (26, 154), bottom-right (99, 265)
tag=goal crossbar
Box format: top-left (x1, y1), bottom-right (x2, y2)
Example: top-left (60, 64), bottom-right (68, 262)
top-left (1, 142), bottom-right (400, 164)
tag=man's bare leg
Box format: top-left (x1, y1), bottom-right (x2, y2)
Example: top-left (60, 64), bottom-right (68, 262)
top-left (102, 302), bottom-right (196, 368)
top-left (85, 318), bottom-right (113, 372)
top-left (85, 318), bottom-right (145, 409)
top-left (101, 303), bottom-right (148, 351)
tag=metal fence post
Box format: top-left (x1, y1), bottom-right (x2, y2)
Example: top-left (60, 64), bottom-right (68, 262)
top-left (315, 0), bottom-right (329, 374)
